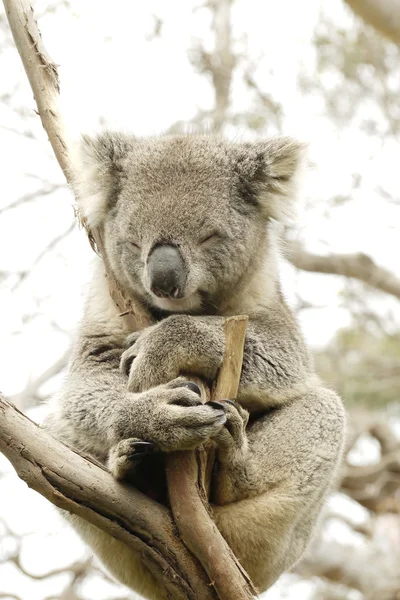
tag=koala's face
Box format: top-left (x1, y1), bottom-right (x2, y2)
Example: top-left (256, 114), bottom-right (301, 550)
top-left (77, 134), bottom-right (303, 313)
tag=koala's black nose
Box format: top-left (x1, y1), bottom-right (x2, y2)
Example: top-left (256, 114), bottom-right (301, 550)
top-left (147, 244), bottom-right (187, 299)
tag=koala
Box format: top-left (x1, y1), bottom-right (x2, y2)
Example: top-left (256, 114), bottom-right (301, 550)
top-left (46, 133), bottom-right (345, 599)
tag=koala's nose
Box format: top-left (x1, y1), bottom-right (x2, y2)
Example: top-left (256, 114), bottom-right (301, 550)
top-left (147, 244), bottom-right (187, 299)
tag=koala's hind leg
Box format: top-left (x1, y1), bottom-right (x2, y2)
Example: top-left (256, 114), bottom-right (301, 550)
top-left (211, 388), bottom-right (345, 592)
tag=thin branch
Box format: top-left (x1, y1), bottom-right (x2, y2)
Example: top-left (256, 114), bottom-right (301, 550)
top-left (286, 241), bottom-right (400, 300)
top-left (166, 316), bottom-right (256, 600)
top-left (191, 0), bottom-right (236, 131)
top-left (6, 554), bottom-right (92, 581)
top-left (9, 348), bottom-right (71, 410)
top-left (12, 220), bottom-right (76, 291)
top-left (3, 0), bottom-right (72, 179)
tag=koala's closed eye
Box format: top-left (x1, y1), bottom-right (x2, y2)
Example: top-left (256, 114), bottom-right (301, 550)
top-left (199, 231), bottom-right (223, 246)
top-left (129, 241), bottom-right (141, 250)
top-left (117, 240), bottom-right (141, 250)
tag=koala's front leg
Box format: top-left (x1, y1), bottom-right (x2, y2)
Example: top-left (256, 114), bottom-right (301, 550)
top-left (48, 326), bottom-right (227, 465)
top-left (108, 378), bottom-right (227, 454)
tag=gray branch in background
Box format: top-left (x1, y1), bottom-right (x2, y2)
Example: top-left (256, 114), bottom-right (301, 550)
top-left (190, 0), bottom-right (236, 131)
top-left (286, 241), bottom-right (400, 301)
top-left (12, 220), bottom-right (76, 291)
top-left (9, 348), bottom-right (71, 410)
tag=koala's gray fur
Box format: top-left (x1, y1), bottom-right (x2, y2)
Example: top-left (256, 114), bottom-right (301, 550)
top-left (46, 133), bottom-right (345, 599)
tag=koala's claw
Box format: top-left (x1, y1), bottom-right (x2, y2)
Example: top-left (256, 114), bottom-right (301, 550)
top-left (180, 381), bottom-right (202, 396)
top-left (108, 438), bottom-right (158, 480)
top-left (171, 395), bottom-right (202, 407)
top-left (125, 440), bottom-right (156, 460)
top-left (165, 379), bottom-right (204, 407)
top-left (207, 401), bottom-right (227, 411)
top-left (222, 399), bottom-right (236, 407)
top-left (211, 400), bottom-right (249, 459)
top-left (120, 348), bottom-right (137, 377)
top-left (125, 331), bottom-right (142, 348)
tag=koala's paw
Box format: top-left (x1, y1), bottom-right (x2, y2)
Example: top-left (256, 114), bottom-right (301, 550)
top-left (211, 400), bottom-right (249, 461)
top-left (120, 318), bottom-right (224, 393)
top-left (130, 378), bottom-right (227, 452)
top-left (108, 438), bottom-right (157, 481)
top-left (120, 328), bottom-right (179, 393)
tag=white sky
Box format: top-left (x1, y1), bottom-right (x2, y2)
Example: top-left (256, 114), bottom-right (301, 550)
top-left (0, 0), bottom-right (399, 598)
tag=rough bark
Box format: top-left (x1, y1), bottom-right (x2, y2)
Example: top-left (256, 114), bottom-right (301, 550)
top-left (286, 241), bottom-right (400, 301)
top-left (344, 0), bottom-right (400, 44)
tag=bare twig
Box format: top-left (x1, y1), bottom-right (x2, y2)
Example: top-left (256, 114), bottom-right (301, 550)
top-left (0, 183), bottom-right (64, 215)
top-left (3, 0), bottom-right (71, 179)
top-left (213, 315), bottom-right (248, 401)
top-left (166, 315), bottom-right (256, 600)
top-left (191, 0), bottom-right (236, 131)
top-left (12, 220), bottom-right (76, 291)
top-left (9, 348), bottom-right (71, 410)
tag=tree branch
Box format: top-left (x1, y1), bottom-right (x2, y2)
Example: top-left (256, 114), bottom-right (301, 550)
top-left (344, 0), bottom-right (400, 44)
top-left (191, 0), bottom-right (236, 131)
top-left (166, 316), bottom-right (256, 600)
top-left (286, 241), bottom-right (400, 300)
top-left (0, 394), bottom-right (218, 600)
top-left (12, 220), bottom-right (76, 291)
top-left (3, 0), bottom-right (71, 179)
top-left (0, 183), bottom-right (65, 215)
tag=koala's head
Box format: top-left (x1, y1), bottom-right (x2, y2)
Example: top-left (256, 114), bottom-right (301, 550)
top-left (75, 133), bottom-right (304, 314)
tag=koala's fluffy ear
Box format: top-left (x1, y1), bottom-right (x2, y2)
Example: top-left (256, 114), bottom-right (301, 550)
top-left (72, 132), bottom-right (133, 228)
top-left (235, 137), bottom-right (307, 222)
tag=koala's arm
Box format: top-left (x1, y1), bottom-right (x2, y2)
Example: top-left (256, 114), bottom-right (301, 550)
top-left (122, 302), bottom-right (315, 412)
top-left (46, 269), bottom-right (227, 458)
